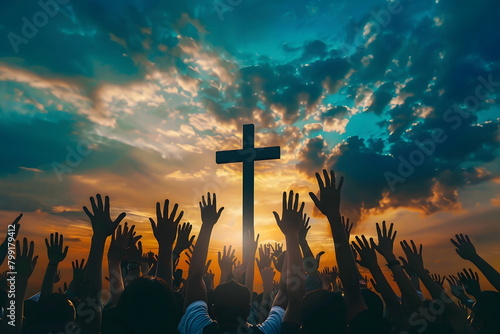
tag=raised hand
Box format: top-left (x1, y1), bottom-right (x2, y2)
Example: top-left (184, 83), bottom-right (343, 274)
top-left (108, 223), bottom-right (132, 263)
top-left (45, 232), bottom-right (69, 265)
top-left (446, 275), bottom-right (465, 298)
top-left (199, 193), bottom-right (224, 227)
top-left (342, 216), bottom-right (353, 241)
top-left (351, 235), bottom-right (378, 270)
top-left (218, 245), bottom-right (236, 282)
top-left (126, 239), bottom-right (143, 264)
top-left (256, 244), bottom-right (272, 272)
top-left (72, 258), bottom-right (85, 283)
top-left (399, 240), bottom-right (425, 275)
top-left (371, 221), bottom-right (397, 260)
top-left (273, 190), bottom-right (305, 237)
top-left (430, 273), bottom-right (445, 288)
top-left (83, 194), bottom-right (126, 240)
top-left (298, 214), bottom-right (311, 243)
top-left (149, 199), bottom-right (184, 246)
top-left (174, 222), bottom-right (195, 253)
top-left (16, 238), bottom-right (38, 280)
top-left (450, 234), bottom-right (477, 261)
top-left (457, 268), bottom-right (481, 298)
top-left (232, 261), bottom-right (246, 284)
top-left (270, 242), bottom-right (283, 258)
top-left (309, 169), bottom-right (344, 217)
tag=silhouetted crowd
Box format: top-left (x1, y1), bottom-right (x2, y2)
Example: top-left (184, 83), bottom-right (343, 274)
top-left (0, 170), bottom-right (499, 333)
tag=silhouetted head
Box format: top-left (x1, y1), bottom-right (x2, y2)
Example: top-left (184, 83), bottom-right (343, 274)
top-left (301, 289), bottom-right (347, 334)
top-left (31, 293), bottom-right (76, 332)
top-left (212, 280), bottom-right (251, 326)
top-left (112, 277), bottom-right (178, 333)
top-left (361, 288), bottom-right (384, 317)
top-left (471, 291), bottom-right (500, 333)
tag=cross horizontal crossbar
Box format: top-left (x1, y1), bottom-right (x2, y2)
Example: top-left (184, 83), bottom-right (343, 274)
top-left (216, 146), bottom-right (280, 164)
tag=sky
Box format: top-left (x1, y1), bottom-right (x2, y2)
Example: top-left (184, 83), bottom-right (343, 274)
top-left (0, 0), bottom-right (499, 297)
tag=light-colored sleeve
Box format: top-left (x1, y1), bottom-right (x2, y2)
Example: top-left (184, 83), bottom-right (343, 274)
top-left (256, 306), bottom-right (285, 334)
top-left (177, 300), bottom-right (214, 334)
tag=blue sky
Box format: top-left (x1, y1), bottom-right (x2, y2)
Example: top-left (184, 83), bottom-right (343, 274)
top-left (0, 0), bottom-right (499, 293)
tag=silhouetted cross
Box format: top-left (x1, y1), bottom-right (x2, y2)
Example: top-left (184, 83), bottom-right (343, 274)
top-left (216, 124), bottom-right (280, 257)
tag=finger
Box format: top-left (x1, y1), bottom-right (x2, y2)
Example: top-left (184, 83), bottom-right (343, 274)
top-left (288, 190), bottom-right (293, 210)
top-left (104, 195), bottom-right (110, 214)
top-left (213, 193), bottom-right (217, 209)
top-left (202, 195), bottom-right (207, 207)
top-left (337, 176), bottom-right (344, 190)
top-left (388, 223), bottom-right (394, 238)
top-left (63, 246), bottom-right (69, 257)
top-left (207, 192), bottom-right (211, 206)
top-left (323, 169), bottom-right (330, 187)
top-left (330, 170), bottom-right (335, 187)
top-left (45, 238), bottom-right (50, 250)
top-left (163, 199), bottom-right (169, 220)
top-left (315, 172), bottom-right (325, 190)
top-left (309, 192), bottom-right (320, 209)
top-left (149, 218), bottom-right (157, 232)
top-left (170, 203), bottom-right (178, 221)
top-left (298, 201), bottom-right (305, 214)
top-left (90, 196), bottom-right (97, 213)
top-left (114, 212), bottom-right (126, 226)
top-left (382, 221), bottom-right (387, 237)
top-left (293, 192), bottom-right (299, 211)
top-left (96, 194), bottom-right (103, 211)
top-left (273, 212), bottom-right (281, 225)
top-left (175, 210), bottom-right (184, 225)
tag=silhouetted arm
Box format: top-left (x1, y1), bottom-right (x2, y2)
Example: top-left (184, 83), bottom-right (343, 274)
top-left (451, 234), bottom-right (500, 291)
top-left (40, 232), bottom-right (68, 300)
top-left (185, 193), bottom-right (224, 308)
top-left (149, 199), bottom-right (183, 286)
top-left (400, 240), bottom-right (468, 333)
top-left (371, 221), bottom-right (423, 314)
top-left (273, 190), bottom-right (305, 324)
top-left (81, 194), bottom-right (126, 332)
top-left (309, 170), bottom-right (366, 321)
top-left (352, 235), bottom-right (408, 332)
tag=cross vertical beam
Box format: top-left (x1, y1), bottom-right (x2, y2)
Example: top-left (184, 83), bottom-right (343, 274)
top-left (242, 124), bottom-right (255, 244)
top-left (215, 124), bottom-right (280, 258)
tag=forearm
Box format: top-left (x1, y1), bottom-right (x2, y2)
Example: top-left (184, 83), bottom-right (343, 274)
top-left (157, 245), bottom-right (173, 286)
top-left (299, 239), bottom-right (313, 259)
top-left (84, 237), bottom-right (106, 295)
top-left (471, 254), bottom-right (500, 291)
top-left (418, 272), bottom-right (465, 323)
top-left (81, 237), bottom-right (106, 332)
top-left (327, 213), bottom-right (359, 292)
top-left (185, 225), bottom-right (213, 307)
top-left (244, 254), bottom-right (255, 294)
top-left (283, 234), bottom-right (304, 324)
top-left (327, 213), bottom-right (366, 320)
top-left (40, 263), bottom-right (58, 300)
top-left (107, 260), bottom-right (124, 307)
top-left (381, 253), bottom-right (423, 313)
top-left (369, 265), bottom-right (408, 331)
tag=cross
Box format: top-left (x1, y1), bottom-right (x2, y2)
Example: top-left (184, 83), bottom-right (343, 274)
top-left (216, 124), bottom-right (280, 258)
